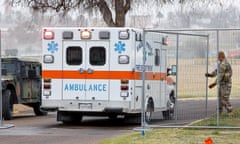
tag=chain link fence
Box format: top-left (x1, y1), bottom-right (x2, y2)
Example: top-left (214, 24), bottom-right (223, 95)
top-left (142, 29), bottom-right (240, 128)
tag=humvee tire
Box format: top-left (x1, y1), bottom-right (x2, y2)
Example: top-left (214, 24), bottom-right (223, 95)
top-left (33, 102), bottom-right (48, 116)
top-left (2, 89), bottom-right (13, 120)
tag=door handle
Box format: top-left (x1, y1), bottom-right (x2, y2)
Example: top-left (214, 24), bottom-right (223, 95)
top-left (79, 68), bottom-right (85, 73)
top-left (87, 68), bottom-right (94, 74)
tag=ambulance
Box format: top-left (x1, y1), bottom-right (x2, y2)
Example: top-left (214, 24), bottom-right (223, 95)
top-left (41, 27), bottom-right (176, 123)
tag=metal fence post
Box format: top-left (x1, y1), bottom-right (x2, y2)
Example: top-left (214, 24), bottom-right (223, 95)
top-left (175, 34), bottom-right (179, 120)
top-left (0, 29), bottom-right (2, 126)
top-left (134, 30), bottom-right (151, 132)
top-left (205, 35), bottom-right (209, 117)
top-left (216, 30), bottom-right (220, 127)
top-left (141, 30), bottom-right (146, 128)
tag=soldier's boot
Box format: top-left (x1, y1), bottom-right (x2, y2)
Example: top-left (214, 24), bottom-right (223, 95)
top-left (227, 106), bottom-right (233, 113)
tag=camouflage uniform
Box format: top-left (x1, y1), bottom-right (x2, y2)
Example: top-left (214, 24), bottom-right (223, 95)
top-left (208, 59), bottom-right (232, 113)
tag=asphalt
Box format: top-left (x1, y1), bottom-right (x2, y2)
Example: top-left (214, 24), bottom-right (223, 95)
top-left (0, 98), bottom-right (239, 144)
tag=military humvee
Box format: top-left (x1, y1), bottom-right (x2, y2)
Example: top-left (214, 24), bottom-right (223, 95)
top-left (1, 58), bottom-right (46, 120)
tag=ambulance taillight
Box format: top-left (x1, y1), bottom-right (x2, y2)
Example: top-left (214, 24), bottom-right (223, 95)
top-left (43, 30), bottom-right (54, 40)
top-left (121, 79), bottom-right (129, 84)
top-left (121, 86), bottom-right (129, 90)
top-left (120, 79), bottom-right (129, 97)
top-left (44, 84), bottom-right (51, 89)
top-left (43, 78), bottom-right (51, 96)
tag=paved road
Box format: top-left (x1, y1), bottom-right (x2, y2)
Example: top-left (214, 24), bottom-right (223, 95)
top-left (0, 98), bottom-right (239, 144)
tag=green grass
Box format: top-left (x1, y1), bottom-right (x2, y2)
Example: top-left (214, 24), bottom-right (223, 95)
top-left (99, 109), bottom-right (240, 144)
top-left (99, 129), bottom-right (240, 144)
top-left (192, 108), bottom-right (240, 127)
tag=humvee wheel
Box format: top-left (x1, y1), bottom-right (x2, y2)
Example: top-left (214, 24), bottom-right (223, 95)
top-left (3, 89), bottom-right (13, 120)
top-left (33, 103), bottom-right (48, 116)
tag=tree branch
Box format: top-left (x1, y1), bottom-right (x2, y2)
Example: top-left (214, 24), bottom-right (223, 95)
top-left (124, 0), bottom-right (131, 14)
top-left (96, 0), bottom-right (115, 26)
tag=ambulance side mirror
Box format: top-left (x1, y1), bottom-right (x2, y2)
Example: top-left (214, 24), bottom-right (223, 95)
top-left (167, 65), bottom-right (177, 76)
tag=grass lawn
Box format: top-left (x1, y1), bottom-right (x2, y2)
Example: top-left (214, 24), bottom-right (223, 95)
top-left (99, 129), bottom-right (240, 144)
top-left (99, 109), bottom-right (240, 144)
top-left (192, 108), bottom-right (240, 127)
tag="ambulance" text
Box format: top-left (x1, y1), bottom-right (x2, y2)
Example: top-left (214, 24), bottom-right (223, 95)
top-left (64, 83), bottom-right (107, 92)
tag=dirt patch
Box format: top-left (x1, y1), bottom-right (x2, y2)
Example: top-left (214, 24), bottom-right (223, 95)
top-left (13, 104), bottom-right (32, 114)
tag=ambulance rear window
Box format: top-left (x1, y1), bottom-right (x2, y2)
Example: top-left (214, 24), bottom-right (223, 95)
top-left (90, 47), bottom-right (106, 66)
top-left (66, 47), bottom-right (82, 65)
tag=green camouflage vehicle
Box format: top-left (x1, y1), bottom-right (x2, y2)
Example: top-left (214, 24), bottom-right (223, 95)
top-left (1, 58), bottom-right (46, 120)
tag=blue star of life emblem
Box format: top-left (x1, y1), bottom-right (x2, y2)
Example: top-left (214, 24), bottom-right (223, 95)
top-left (47, 41), bottom-right (58, 53)
top-left (114, 41), bottom-right (126, 54)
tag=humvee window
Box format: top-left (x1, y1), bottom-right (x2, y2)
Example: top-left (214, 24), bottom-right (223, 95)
top-left (2, 63), bottom-right (16, 74)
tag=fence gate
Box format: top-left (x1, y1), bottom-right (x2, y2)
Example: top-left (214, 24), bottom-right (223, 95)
top-left (140, 29), bottom-right (240, 129)
top-left (141, 30), bottom-right (211, 128)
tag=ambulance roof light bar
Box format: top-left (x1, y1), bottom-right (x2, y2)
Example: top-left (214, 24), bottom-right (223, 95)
top-left (81, 29), bottom-right (91, 39)
top-left (43, 29), bottom-right (54, 40)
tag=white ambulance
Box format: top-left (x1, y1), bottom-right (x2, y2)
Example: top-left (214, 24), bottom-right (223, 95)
top-left (41, 27), bottom-right (176, 123)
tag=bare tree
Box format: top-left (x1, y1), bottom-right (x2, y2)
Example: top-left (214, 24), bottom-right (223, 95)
top-left (7, 0), bottom-right (176, 27)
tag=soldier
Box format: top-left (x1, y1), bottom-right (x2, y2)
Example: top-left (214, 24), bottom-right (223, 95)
top-left (205, 51), bottom-right (233, 114)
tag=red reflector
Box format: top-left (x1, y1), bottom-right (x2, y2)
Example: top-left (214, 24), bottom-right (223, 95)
top-left (121, 86), bottom-right (129, 90)
top-left (44, 30), bottom-right (54, 40)
top-left (44, 84), bottom-right (51, 89)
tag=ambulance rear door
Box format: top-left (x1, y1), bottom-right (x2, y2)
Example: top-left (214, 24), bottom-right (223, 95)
top-left (62, 41), bottom-right (86, 100)
top-left (62, 40), bottom-right (110, 101)
top-left (85, 41), bottom-right (109, 101)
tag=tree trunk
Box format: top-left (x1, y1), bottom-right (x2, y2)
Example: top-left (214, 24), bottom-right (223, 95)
top-left (115, 0), bottom-right (131, 27)
top-left (97, 0), bottom-right (131, 27)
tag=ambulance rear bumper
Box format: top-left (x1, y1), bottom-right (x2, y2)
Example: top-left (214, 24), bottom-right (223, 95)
top-left (41, 100), bottom-right (139, 114)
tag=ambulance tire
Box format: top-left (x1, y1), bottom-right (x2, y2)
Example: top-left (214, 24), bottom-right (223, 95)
top-left (2, 89), bottom-right (13, 120)
top-left (124, 115), bottom-right (141, 124)
top-left (62, 116), bottom-right (83, 124)
top-left (71, 115), bottom-right (83, 124)
top-left (60, 112), bottom-right (83, 124)
top-left (145, 103), bottom-right (153, 123)
top-left (33, 103), bottom-right (48, 116)
top-left (108, 114), bottom-right (117, 119)
top-left (162, 110), bottom-right (173, 120)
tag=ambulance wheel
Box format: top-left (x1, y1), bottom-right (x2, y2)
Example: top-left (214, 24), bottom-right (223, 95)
top-left (124, 115), bottom-right (141, 124)
top-left (63, 116), bottom-right (83, 124)
top-left (2, 89), bottom-right (13, 120)
top-left (33, 103), bottom-right (48, 116)
top-left (108, 114), bottom-right (117, 119)
top-left (60, 112), bottom-right (83, 124)
top-left (71, 115), bottom-right (83, 124)
top-left (145, 103), bottom-right (153, 123)
top-left (162, 110), bottom-right (173, 120)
